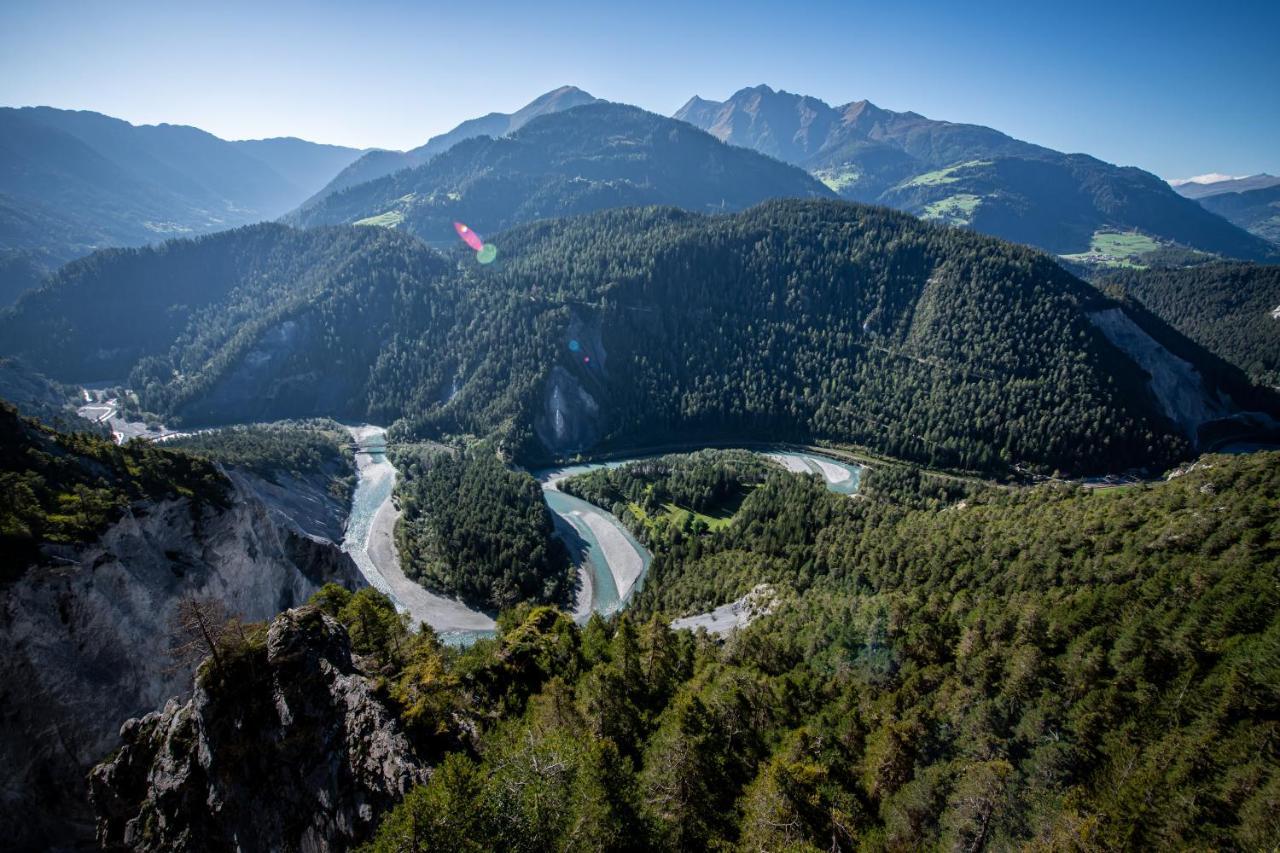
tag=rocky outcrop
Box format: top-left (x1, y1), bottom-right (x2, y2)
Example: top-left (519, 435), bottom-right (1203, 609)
top-left (228, 462), bottom-right (352, 544)
top-left (1089, 307), bottom-right (1233, 442)
top-left (89, 606), bottom-right (428, 852)
top-left (534, 365), bottom-right (605, 454)
top-left (0, 479), bottom-right (363, 851)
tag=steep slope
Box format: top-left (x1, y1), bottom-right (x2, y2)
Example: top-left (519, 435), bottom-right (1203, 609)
top-left (0, 356), bottom-right (97, 433)
top-left (0, 406), bottom-right (364, 850)
top-left (0, 107), bottom-right (363, 268)
top-left (90, 606), bottom-right (426, 852)
top-left (674, 86), bottom-right (1277, 261)
top-left (1172, 172), bottom-right (1280, 200)
top-left (0, 247), bottom-right (47, 307)
top-left (1198, 184), bottom-right (1280, 245)
top-left (302, 85), bottom-right (600, 206)
top-left (0, 222), bottom-right (432, 382)
top-left (677, 84), bottom-right (1048, 181)
top-left (93, 450), bottom-right (1280, 851)
top-left (1096, 262), bottom-right (1280, 388)
top-left (10, 199), bottom-right (1274, 474)
top-left (290, 102), bottom-right (834, 243)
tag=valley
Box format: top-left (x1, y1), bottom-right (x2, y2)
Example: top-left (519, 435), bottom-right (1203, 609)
top-left (3, 14), bottom-right (1279, 847)
top-left (337, 420), bottom-right (867, 642)
top-left (341, 425), bottom-right (496, 642)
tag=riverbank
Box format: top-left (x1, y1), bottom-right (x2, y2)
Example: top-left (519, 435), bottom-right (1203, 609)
top-left (341, 425), bottom-right (495, 639)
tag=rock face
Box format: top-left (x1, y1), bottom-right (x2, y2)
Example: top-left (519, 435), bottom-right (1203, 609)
top-left (228, 463), bottom-right (352, 544)
top-left (534, 365), bottom-right (605, 454)
top-left (89, 607), bottom-right (428, 852)
top-left (1089, 307), bottom-right (1232, 442)
top-left (0, 478), bottom-right (364, 851)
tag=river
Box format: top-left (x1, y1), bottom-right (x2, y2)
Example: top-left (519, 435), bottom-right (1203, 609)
top-left (534, 449), bottom-right (862, 621)
top-left (341, 426), bottom-right (497, 645)
top-left (342, 430), bottom-right (862, 644)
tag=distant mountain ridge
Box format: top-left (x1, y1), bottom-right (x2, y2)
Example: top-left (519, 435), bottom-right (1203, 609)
top-left (1172, 173), bottom-right (1280, 200)
top-left (290, 101), bottom-right (834, 244)
top-left (299, 86), bottom-right (600, 207)
top-left (1197, 183), bottom-right (1280, 246)
top-left (674, 85), bottom-right (1277, 261)
top-left (0, 106), bottom-right (366, 270)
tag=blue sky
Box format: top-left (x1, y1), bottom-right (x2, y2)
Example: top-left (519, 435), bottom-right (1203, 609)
top-left (1, 0), bottom-right (1276, 179)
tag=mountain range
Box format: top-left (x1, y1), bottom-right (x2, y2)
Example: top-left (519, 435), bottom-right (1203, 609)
top-left (4, 199), bottom-right (1274, 476)
top-left (0, 106), bottom-right (365, 270)
top-left (674, 85), bottom-right (1277, 260)
top-left (6, 84), bottom-right (1277, 285)
top-left (1195, 184), bottom-right (1280, 246)
top-left (300, 85), bottom-right (600, 207)
top-left (289, 102), bottom-right (833, 243)
top-left (1171, 173), bottom-right (1280, 200)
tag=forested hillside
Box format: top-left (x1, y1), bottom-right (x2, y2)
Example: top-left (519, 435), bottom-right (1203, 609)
top-left (0, 223), bottom-right (440, 382)
top-left (393, 445), bottom-right (572, 610)
top-left (560, 449), bottom-right (774, 547)
top-left (1096, 262), bottom-right (1280, 388)
top-left (290, 102), bottom-right (833, 243)
top-left (103, 449), bottom-right (1280, 850)
top-left (1199, 184), bottom-right (1280, 245)
top-left (164, 419), bottom-right (355, 499)
top-left (5, 200), bottom-right (1271, 475)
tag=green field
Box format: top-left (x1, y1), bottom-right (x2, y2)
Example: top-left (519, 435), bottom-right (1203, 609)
top-left (813, 167), bottom-right (862, 192)
top-left (626, 490), bottom-right (748, 536)
top-left (353, 210), bottom-right (405, 228)
top-left (1060, 229), bottom-right (1164, 268)
top-left (899, 159), bottom-right (991, 189)
top-left (921, 193), bottom-right (982, 226)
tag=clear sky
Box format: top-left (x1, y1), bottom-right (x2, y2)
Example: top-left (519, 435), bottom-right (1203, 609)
top-left (1, 0), bottom-right (1276, 179)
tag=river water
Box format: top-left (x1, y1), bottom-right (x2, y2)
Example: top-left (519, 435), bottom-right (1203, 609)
top-left (343, 432), bottom-right (862, 643)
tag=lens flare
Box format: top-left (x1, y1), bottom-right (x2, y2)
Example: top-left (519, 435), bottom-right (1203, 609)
top-left (453, 221), bottom-right (484, 253)
top-left (568, 339), bottom-right (581, 352)
top-left (476, 243), bottom-right (498, 264)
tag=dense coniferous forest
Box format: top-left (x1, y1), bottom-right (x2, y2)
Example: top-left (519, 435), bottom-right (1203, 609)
top-left (393, 445), bottom-right (573, 610)
top-left (1095, 262), bottom-right (1280, 388)
top-left (560, 449), bottom-right (775, 546)
top-left (0, 403), bottom-right (227, 576)
top-left (239, 447), bottom-right (1280, 851)
top-left (5, 200), bottom-right (1261, 476)
top-left (0, 223), bottom-right (437, 383)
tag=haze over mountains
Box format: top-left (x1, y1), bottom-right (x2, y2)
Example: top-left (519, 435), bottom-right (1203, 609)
top-left (3, 83), bottom-right (1276, 302)
top-left (1171, 173), bottom-right (1280, 200)
top-left (674, 86), bottom-right (1277, 261)
top-left (0, 106), bottom-right (364, 270)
